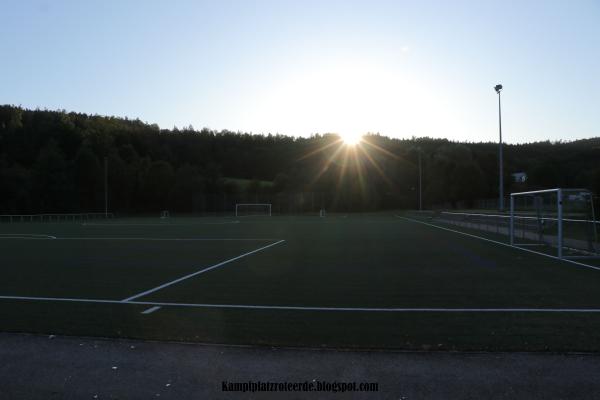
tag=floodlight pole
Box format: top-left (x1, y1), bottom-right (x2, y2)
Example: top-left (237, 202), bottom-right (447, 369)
top-left (104, 156), bottom-right (108, 217)
top-left (418, 149), bottom-right (422, 211)
top-left (495, 84), bottom-right (504, 211)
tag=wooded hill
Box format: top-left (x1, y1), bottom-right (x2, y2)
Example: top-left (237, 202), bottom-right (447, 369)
top-left (1, 105), bottom-right (599, 214)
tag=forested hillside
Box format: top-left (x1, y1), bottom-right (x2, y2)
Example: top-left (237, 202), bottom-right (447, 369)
top-left (1, 105), bottom-right (599, 214)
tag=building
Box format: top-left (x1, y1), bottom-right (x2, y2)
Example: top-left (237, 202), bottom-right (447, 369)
top-left (512, 172), bottom-right (527, 183)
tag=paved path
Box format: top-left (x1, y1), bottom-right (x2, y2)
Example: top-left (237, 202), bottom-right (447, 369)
top-left (1, 332), bottom-right (600, 399)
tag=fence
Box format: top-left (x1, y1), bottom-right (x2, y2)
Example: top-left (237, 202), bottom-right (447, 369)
top-left (0, 213), bottom-right (114, 223)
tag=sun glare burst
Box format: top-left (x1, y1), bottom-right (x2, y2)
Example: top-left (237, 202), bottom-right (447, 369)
top-left (297, 134), bottom-right (401, 211)
top-left (342, 133), bottom-right (362, 146)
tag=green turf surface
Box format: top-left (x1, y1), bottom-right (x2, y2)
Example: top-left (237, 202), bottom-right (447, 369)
top-left (1, 213), bottom-right (600, 351)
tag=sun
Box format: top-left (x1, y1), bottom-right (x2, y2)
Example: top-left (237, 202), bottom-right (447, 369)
top-left (341, 132), bottom-right (362, 146)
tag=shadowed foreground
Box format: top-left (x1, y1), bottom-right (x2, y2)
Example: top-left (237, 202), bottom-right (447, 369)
top-left (1, 332), bottom-right (600, 399)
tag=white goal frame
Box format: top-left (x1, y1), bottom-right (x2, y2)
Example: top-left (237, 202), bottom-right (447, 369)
top-left (235, 203), bottom-right (272, 217)
top-left (510, 188), bottom-right (598, 259)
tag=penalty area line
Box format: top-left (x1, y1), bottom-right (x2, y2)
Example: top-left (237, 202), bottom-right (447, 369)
top-left (82, 221), bottom-right (240, 226)
top-left (53, 237), bottom-right (278, 241)
top-left (121, 239), bottom-right (287, 302)
top-left (2, 295), bottom-right (600, 313)
top-left (0, 234), bottom-right (56, 239)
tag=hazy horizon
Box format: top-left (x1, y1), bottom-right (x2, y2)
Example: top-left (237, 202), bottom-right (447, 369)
top-left (2, 0), bottom-right (599, 144)
top-left (6, 103), bottom-right (600, 146)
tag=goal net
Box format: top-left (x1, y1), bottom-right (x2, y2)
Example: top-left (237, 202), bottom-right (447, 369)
top-left (510, 188), bottom-right (599, 259)
top-left (235, 203), bottom-right (272, 217)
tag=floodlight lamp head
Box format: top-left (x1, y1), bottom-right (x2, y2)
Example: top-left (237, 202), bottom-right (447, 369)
top-left (494, 84), bottom-right (503, 93)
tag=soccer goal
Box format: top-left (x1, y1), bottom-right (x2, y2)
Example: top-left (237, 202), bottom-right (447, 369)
top-left (235, 203), bottom-right (272, 217)
top-left (510, 188), bottom-right (599, 259)
top-left (160, 210), bottom-right (170, 219)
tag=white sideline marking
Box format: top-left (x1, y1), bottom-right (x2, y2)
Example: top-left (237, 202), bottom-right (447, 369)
top-left (0, 236), bottom-right (276, 241)
top-left (54, 237), bottom-right (276, 241)
top-left (82, 221), bottom-right (240, 226)
top-left (0, 234), bottom-right (56, 239)
top-left (121, 239), bottom-right (287, 302)
top-left (396, 216), bottom-right (600, 272)
top-left (2, 295), bottom-right (600, 313)
top-left (141, 306), bottom-right (161, 314)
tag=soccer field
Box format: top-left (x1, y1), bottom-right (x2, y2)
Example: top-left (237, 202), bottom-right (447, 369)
top-left (1, 214), bottom-right (600, 351)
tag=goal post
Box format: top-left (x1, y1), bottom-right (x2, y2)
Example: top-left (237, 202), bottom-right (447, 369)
top-left (510, 188), bottom-right (598, 259)
top-left (235, 203), bottom-right (272, 217)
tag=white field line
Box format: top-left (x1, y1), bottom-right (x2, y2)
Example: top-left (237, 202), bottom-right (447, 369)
top-left (141, 306), bottom-right (161, 314)
top-left (2, 294), bottom-right (600, 313)
top-left (0, 234), bottom-right (56, 239)
top-left (0, 236), bottom-right (277, 241)
top-left (121, 239), bottom-right (287, 302)
top-left (55, 237), bottom-right (276, 241)
top-left (396, 216), bottom-right (600, 272)
top-left (82, 221), bottom-right (240, 226)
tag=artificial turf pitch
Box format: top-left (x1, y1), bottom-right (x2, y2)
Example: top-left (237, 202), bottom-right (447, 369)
top-left (1, 214), bottom-right (600, 351)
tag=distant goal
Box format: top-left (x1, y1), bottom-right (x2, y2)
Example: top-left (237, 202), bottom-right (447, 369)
top-left (235, 203), bottom-right (272, 217)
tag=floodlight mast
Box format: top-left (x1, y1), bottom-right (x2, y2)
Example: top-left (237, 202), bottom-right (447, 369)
top-left (418, 147), bottom-right (422, 211)
top-left (495, 84), bottom-right (504, 211)
top-left (104, 156), bottom-right (108, 217)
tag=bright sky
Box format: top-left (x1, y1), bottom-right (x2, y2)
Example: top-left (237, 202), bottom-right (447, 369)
top-left (2, 0), bottom-right (599, 143)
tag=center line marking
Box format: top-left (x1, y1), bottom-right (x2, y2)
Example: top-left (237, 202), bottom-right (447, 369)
top-left (141, 306), bottom-right (161, 314)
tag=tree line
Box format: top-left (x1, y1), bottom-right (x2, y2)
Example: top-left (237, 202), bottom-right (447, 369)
top-left (1, 105), bottom-right (599, 214)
